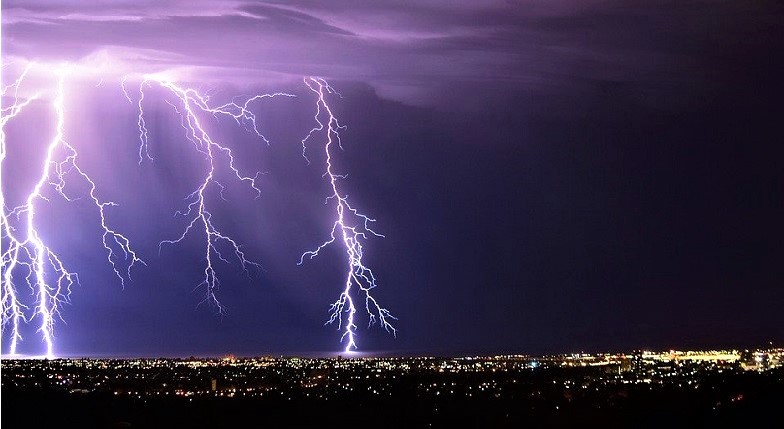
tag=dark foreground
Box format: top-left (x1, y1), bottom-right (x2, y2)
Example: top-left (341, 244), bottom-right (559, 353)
top-left (2, 355), bottom-right (782, 428)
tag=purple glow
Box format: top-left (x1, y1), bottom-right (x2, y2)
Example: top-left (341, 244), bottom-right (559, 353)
top-left (299, 77), bottom-right (395, 352)
top-left (1, 54), bottom-right (395, 355)
top-left (2, 65), bottom-right (144, 357)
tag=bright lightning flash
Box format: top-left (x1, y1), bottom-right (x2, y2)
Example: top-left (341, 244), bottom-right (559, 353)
top-left (2, 63), bottom-right (396, 355)
top-left (299, 77), bottom-right (396, 352)
top-left (1, 64), bottom-right (143, 357)
top-left (131, 76), bottom-right (295, 312)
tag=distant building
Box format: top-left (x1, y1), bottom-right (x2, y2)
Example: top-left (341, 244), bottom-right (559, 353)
top-left (631, 350), bottom-right (644, 371)
top-left (740, 350), bottom-right (771, 371)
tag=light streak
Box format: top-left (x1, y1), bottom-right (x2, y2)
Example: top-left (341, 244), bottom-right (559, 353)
top-left (2, 63), bottom-right (394, 354)
top-left (299, 77), bottom-right (396, 352)
top-left (1, 65), bottom-right (143, 357)
top-left (0, 63), bottom-right (38, 355)
top-left (131, 76), bottom-right (295, 312)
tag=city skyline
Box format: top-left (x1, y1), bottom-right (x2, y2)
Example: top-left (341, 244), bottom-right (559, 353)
top-left (4, 346), bottom-right (782, 427)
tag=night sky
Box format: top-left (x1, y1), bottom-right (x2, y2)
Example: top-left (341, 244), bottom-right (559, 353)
top-left (2, 1), bottom-right (783, 357)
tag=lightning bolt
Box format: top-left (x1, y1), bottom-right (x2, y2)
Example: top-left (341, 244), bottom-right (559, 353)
top-left (1, 63), bottom-right (38, 355)
top-left (3, 63), bottom-right (395, 354)
top-left (299, 77), bottom-right (396, 352)
top-left (131, 76), bottom-right (295, 312)
top-left (1, 64), bottom-right (143, 357)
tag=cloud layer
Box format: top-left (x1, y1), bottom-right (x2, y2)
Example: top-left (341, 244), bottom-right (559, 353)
top-left (4, 1), bottom-right (780, 105)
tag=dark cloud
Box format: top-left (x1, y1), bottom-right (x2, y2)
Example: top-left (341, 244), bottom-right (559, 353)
top-left (3, 1), bottom-right (781, 106)
top-left (238, 4), bottom-right (356, 36)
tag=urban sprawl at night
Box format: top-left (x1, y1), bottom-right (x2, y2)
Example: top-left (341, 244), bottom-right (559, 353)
top-left (3, 347), bottom-right (782, 427)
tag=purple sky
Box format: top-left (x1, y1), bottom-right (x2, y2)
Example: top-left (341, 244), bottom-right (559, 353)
top-left (2, 1), bottom-right (783, 356)
top-left (6, 0), bottom-right (768, 105)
